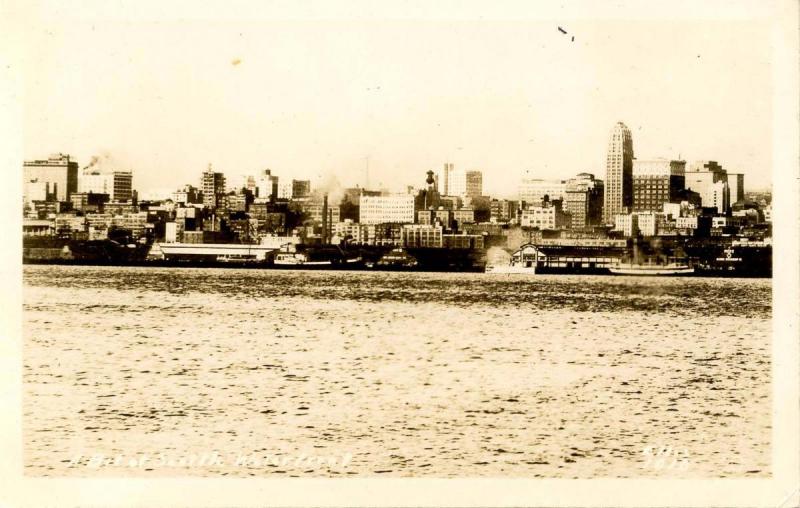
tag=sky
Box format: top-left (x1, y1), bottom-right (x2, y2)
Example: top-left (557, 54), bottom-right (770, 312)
top-left (14, 3), bottom-right (774, 198)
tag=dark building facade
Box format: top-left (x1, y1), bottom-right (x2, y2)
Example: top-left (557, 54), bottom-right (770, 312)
top-left (632, 159), bottom-right (686, 213)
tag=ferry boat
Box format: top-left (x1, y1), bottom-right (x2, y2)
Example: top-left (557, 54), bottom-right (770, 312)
top-left (273, 245), bottom-right (362, 268)
top-left (274, 251), bottom-right (362, 267)
top-left (274, 252), bottom-right (331, 266)
top-left (157, 234), bottom-right (301, 263)
top-left (609, 262), bottom-right (694, 276)
top-left (216, 253), bottom-right (260, 264)
top-left (609, 237), bottom-right (694, 276)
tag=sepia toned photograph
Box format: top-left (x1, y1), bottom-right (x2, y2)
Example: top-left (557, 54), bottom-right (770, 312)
top-left (2, 1), bottom-right (799, 506)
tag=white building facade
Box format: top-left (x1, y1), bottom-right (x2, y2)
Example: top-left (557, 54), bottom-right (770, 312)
top-left (358, 194), bottom-right (415, 224)
top-left (520, 204), bottom-right (569, 230)
top-left (519, 178), bottom-right (567, 205)
top-left (448, 169), bottom-right (483, 198)
top-left (79, 170), bottom-right (133, 202)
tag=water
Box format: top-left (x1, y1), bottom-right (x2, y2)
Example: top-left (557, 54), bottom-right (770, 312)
top-left (23, 265), bottom-right (771, 478)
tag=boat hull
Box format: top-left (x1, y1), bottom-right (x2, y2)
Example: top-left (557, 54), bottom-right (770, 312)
top-left (609, 265), bottom-right (694, 276)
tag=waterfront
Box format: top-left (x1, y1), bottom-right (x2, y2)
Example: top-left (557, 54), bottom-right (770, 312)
top-left (23, 265), bottom-right (771, 478)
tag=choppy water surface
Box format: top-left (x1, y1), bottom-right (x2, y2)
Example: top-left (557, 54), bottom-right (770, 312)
top-left (23, 266), bottom-right (771, 478)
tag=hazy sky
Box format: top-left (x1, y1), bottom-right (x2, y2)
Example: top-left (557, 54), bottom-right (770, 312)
top-left (16, 4), bottom-right (773, 198)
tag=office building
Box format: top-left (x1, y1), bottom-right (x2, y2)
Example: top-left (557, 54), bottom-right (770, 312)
top-left (417, 208), bottom-right (453, 228)
top-left (79, 170), bottom-right (133, 202)
top-left (613, 211), bottom-right (669, 237)
top-left (489, 199), bottom-right (519, 224)
top-left (172, 185), bottom-right (202, 205)
top-left (604, 122), bottom-right (634, 224)
top-left (401, 224), bottom-right (444, 248)
top-left (632, 159), bottom-right (686, 213)
top-left (70, 192), bottom-right (110, 213)
top-left (292, 180), bottom-right (312, 199)
top-left (448, 168), bottom-right (483, 198)
top-left (453, 208), bottom-right (475, 225)
top-left (685, 160), bottom-right (730, 213)
top-left (111, 211), bottom-right (150, 237)
top-left (520, 201), bottom-right (570, 230)
top-left (333, 219), bottom-right (369, 244)
top-left (54, 213), bottom-right (87, 236)
top-left (277, 181), bottom-right (293, 200)
top-left (218, 193), bottom-right (248, 215)
top-left (23, 153), bottom-right (79, 203)
top-left (304, 198), bottom-right (341, 224)
top-left (564, 173), bottom-right (604, 228)
top-left (201, 168), bottom-right (226, 208)
top-left (438, 163), bottom-right (455, 195)
top-left (708, 180), bottom-right (730, 213)
top-left (613, 214), bottom-right (638, 237)
top-left (23, 181), bottom-right (49, 208)
top-left (519, 178), bottom-right (567, 206)
top-left (241, 175), bottom-right (257, 194)
top-left (359, 194), bottom-right (415, 224)
top-left (728, 173), bottom-right (745, 205)
top-left (687, 160), bottom-right (726, 180)
top-left (22, 219), bottom-right (55, 237)
top-left (635, 212), bottom-right (667, 237)
top-left (255, 169), bottom-right (279, 201)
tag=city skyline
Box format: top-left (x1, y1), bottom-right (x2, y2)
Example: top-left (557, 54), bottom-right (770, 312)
top-left (24, 144), bottom-right (762, 206)
top-left (10, 3), bottom-right (796, 505)
top-left (19, 16), bottom-right (773, 197)
top-left (26, 132), bottom-right (770, 202)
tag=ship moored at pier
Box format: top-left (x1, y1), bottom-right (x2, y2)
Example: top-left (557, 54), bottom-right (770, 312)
top-left (157, 234), bottom-right (300, 264)
top-left (608, 263), bottom-right (694, 276)
top-left (485, 236), bottom-right (770, 277)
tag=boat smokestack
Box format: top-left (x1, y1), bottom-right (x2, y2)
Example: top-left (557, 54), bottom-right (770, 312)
top-left (322, 193), bottom-right (329, 244)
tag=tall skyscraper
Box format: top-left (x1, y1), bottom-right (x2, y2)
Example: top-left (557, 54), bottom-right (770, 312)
top-left (728, 173), bottom-right (745, 205)
top-left (201, 166), bottom-right (226, 208)
top-left (603, 122), bottom-right (634, 224)
top-left (440, 163), bottom-right (454, 195)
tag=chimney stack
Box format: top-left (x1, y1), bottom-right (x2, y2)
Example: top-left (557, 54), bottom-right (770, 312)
top-left (328, 208), bottom-right (333, 243)
top-left (322, 193), bottom-right (329, 244)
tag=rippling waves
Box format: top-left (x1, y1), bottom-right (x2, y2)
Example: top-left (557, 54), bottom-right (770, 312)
top-left (24, 266), bottom-right (771, 318)
top-left (23, 266), bottom-right (771, 478)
